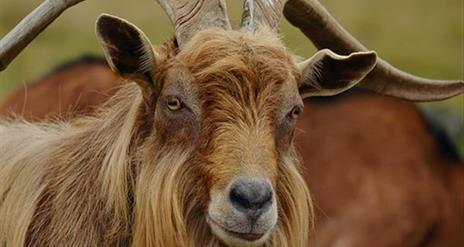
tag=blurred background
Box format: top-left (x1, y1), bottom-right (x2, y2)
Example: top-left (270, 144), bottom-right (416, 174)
top-left (0, 0), bottom-right (463, 150)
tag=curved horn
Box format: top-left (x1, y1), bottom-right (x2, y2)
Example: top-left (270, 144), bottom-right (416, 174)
top-left (241, 0), bottom-right (288, 32)
top-left (0, 0), bottom-right (86, 72)
top-left (283, 0), bottom-right (464, 101)
top-left (157, 0), bottom-right (231, 47)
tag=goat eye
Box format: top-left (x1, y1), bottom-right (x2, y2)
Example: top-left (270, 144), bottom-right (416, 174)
top-left (167, 97), bottom-right (182, 111)
top-left (288, 106), bottom-right (301, 119)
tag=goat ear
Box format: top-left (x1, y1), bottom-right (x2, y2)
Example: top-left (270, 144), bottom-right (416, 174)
top-left (96, 14), bottom-right (158, 94)
top-left (298, 49), bottom-right (377, 98)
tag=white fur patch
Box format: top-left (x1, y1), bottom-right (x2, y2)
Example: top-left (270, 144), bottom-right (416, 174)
top-left (262, 0), bottom-right (275, 7)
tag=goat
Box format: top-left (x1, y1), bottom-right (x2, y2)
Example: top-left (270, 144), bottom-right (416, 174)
top-left (1, 0), bottom-right (462, 246)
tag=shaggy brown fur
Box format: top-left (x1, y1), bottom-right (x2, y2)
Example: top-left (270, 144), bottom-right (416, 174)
top-left (2, 59), bottom-right (463, 247)
top-left (297, 91), bottom-right (464, 247)
top-left (0, 30), bottom-right (312, 247)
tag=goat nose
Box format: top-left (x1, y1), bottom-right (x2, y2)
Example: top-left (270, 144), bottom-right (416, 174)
top-left (229, 178), bottom-right (273, 219)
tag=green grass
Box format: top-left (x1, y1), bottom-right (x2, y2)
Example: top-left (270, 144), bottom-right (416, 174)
top-left (0, 0), bottom-right (463, 151)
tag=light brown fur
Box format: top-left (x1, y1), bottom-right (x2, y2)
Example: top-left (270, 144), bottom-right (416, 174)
top-left (0, 30), bottom-right (312, 247)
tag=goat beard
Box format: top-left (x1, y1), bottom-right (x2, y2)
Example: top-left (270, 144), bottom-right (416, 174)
top-left (132, 143), bottom-right (312, 247)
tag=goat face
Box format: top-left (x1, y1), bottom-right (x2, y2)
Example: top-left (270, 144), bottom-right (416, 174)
top-left (178, 31), bottom-right (304, 245)
top-left (96, 14), bottom-right (376, 246)
top-left (153, 30), bottom-right (301, 246)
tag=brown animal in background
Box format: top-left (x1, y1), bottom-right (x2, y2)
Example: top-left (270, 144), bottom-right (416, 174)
top-left (0, 0), bottom-right (387, 245)
top-left (0, 56), bottom-right (123, 120)
top-left (299, 93), bottom-right (464, 247)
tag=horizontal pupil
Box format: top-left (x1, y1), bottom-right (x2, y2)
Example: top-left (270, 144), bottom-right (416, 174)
top-left (168, 99), bottom-right (181, 110)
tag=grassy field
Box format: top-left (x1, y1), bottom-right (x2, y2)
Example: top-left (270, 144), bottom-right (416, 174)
top-left (0, 0), bottom-right (463, 149)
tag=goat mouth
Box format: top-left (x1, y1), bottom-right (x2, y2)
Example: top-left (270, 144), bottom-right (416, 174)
top-left (227, 231), bottom-right (264, 242)
top-left (207, 216), bottom-right (266, 242)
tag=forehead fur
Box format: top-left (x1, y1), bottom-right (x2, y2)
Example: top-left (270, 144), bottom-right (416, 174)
top-left (178, 29), bottom-right (299, 83)
top-left (175, 30), bottom-right (300, 123)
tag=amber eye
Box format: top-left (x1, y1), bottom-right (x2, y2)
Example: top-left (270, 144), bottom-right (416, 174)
top-left (167, 97), bottom-right (182, 111)
top-left (288, 106), bottom-right (301, 119)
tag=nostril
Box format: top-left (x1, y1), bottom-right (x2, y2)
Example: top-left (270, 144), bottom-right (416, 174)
top-left (230, 186), bottom-right (251, 209)
top-left (250, 189), bottom-right (272, 209)
top-left (229, 178), bottom-right (273, 216)
top-left (260, 190), bottom-right (273, 207)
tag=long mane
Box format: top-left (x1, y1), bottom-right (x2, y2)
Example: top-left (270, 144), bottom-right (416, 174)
top-left (0, 83), bottom-right (144, 245)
